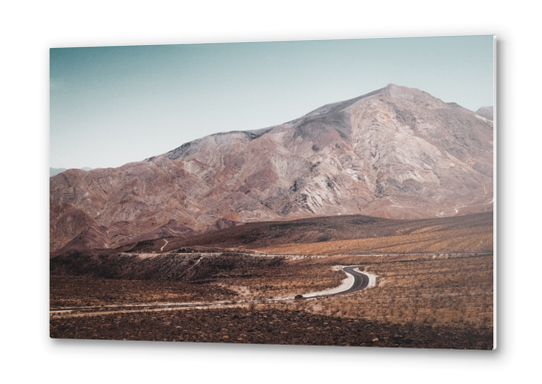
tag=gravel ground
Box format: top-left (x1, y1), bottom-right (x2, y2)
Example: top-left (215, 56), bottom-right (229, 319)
top-left (50, 307), bottom-right (493, 350)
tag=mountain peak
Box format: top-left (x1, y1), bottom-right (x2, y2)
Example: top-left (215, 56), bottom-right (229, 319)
top-left (380, 83), bottom-right (425, 99)
top-left (384, 83), bottom-right (400, 89)
top-left (294, 84), bottom-right (429, 123)
top-left (50, 85), bottom-right (494, 254)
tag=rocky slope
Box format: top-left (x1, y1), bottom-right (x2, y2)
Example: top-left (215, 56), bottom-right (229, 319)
top-left (50, 84), bottom-right (494, 254)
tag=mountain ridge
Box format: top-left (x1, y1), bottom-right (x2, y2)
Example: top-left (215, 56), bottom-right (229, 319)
top-left (50, 84), bottom-right (493, 254)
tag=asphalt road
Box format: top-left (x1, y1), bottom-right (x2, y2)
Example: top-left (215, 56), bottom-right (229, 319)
top-left (300, 265), bottom-right (371, 299)
top-left (337, 266), bottom-right (370, 295)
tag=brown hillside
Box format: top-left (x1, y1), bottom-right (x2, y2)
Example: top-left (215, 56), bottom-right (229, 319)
top-left (51, 84), bottom-right (493, 253)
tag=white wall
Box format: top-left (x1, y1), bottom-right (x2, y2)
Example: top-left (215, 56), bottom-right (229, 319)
top-left (1, 1), bottom-right (538, 383)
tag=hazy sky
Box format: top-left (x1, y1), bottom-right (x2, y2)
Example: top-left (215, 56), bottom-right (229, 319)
top-left (50, 35), bottom-right (494, 169)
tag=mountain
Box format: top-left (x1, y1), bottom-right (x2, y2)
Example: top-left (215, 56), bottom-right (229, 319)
top-left (475, 106), bottom-right (494, 121)
top-left (50, 84), bottom-right (494, 254)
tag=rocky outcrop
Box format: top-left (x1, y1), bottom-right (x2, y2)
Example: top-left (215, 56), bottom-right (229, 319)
top-left (50, 84), bottom-right (494, 253)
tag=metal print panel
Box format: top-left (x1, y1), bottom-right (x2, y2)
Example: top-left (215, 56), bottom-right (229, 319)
top-left (50, 36), bottom-right (495, 349)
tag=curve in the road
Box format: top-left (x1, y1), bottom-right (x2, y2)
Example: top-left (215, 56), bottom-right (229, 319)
top-left (337, 266), bottom-right (370, 295)
top-left (160, 239), bottom-right (169, 252)
top-left (302, 265), bottom-right (370, 299)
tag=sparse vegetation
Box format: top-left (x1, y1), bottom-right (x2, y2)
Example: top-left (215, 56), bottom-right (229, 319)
top-left (301, 254), bottom-right (493, 331)
top-left (50, 276), bottom-right (239, 307)
top-left (257, 226), bottom-right (493, 255)
top-left (50, 213), bottom-right (494, 349)
top-left (50, 306), bottom-right (492, 349)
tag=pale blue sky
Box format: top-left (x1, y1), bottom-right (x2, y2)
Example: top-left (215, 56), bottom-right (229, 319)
top-left (50, 35), bottom-right (494, 169)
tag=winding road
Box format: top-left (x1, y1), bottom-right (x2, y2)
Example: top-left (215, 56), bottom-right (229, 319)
top-left (335, 266), bottom-right (370, 295)
top-left (303, 265), bottom-right (370, 298)
top-left (50, 265), bottom-right (372, 315)
top-left (160, 239), bottom-right (168, 252)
